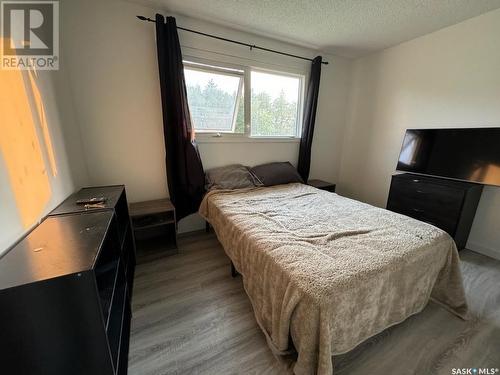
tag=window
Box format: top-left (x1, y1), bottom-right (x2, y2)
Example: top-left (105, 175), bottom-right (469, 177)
top-left (251, 70), bottom-right (301, 137)
top-left (184, 63), bottom-right (244, 133)
top-left (184, 60), bottom-right (304, 138)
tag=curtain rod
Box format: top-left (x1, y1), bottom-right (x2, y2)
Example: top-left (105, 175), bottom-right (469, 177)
top-left (137, 16), bottom-right (328, 65)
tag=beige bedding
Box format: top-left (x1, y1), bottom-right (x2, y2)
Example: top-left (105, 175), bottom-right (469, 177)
top-left (199, 183), bottom-right (468, 374)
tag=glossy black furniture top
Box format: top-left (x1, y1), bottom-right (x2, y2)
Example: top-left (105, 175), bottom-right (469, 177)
top-left (307, 179), bottom-right (336, 193)
top-left (51, 185), bottom-right (125, 215)
top-left (0, 211), bottom-right (114, 290)
top-left (0, 185), bottom-right (135, 375)
top-left (50, 185), bottom-right (133, 253)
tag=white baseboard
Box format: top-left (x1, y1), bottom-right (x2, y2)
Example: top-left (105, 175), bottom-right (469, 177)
top-left (466, 241), bottom-right (500, 261)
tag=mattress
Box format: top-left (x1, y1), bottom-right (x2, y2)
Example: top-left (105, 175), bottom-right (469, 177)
top-left (199, 183), bottom-right (468, 374)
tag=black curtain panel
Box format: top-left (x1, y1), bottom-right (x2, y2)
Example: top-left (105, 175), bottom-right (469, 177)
top-left (297, 55), bottom-right (323, 182)
top-left (155, 14), bottom-right (205, 220)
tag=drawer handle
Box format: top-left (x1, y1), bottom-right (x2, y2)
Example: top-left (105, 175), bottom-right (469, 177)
top-left (412, 179), bottom-right (420, 183)
top-left (416, 189), bottom-right (426, 194)
top-left (412, 208), bottom-right (424, 213)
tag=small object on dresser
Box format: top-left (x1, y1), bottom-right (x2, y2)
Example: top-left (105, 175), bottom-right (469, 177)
top-left (76, 196), bottom-right (107, 205)
top-left (308, 179), bottom-right (336, 192)
top-left (129, 198), bottom-right (177, 255)
top-left (84, 202), bottom-right (107, 209)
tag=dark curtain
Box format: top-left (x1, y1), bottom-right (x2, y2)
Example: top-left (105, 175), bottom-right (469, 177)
top-left (297, 56), bottom-right (322, 182)
top-left (155, 14), bottom-right (205, 220)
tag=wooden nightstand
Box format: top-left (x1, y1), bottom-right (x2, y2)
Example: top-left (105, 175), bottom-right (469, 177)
top-left (129, 198), bottom-right (177, 255)
top-left (308, 179), bottom-right (336, 192)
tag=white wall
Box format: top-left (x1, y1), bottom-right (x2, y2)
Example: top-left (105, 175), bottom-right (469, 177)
top-left (339, 8), bottom-right (500, 259)
top-left (4, 0), bottom-right (497, 257)
top-left (0, 65), bottom-right (87, 255)
top-left (61, 0), bottom-right (352, 231)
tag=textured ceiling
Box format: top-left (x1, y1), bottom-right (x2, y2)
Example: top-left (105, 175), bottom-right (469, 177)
top-left (132, 0), bottom-right (500, 58)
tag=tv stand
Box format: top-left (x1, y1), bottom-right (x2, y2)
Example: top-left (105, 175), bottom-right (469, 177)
top-left (387, 173), bottom-right (483, 250)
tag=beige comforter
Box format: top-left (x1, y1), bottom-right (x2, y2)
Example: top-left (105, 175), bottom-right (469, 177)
top-left (199, 183), bottom-right (468, 374)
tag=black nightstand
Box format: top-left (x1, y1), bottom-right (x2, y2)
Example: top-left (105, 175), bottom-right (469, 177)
top-left (129, 198), bottom-right (177, 256)
top-left (308, 179), bottom-right (336, 192)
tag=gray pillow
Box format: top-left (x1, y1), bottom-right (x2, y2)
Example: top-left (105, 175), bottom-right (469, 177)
top-left (205, 164), bottom-right (261, 190)
top-left (249, 162), bottom-right (304, 187)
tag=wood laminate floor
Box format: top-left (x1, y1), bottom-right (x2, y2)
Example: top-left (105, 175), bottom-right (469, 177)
top-left (129, 232), bottom-right (500, 375)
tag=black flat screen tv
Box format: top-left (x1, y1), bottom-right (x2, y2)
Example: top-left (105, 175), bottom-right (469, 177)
top-left (396, 128), bottom-right (500, 186)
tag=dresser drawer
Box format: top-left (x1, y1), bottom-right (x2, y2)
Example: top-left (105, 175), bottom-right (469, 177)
top-left (387, 200), bottom-right (458, 234)
top-left (390, 176), bottom-right (465, 206)
top-left (386, 173), bottom-right (483, 249)
top-left (387, 176), bottom-right (465, 235)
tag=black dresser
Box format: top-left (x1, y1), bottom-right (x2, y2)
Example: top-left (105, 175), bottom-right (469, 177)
top-left (50, 185), bottom-right (136, 291)
top-left (387, 173), bottom-right (483, 249)
top-left (0, 185), bottom-right (135, 375)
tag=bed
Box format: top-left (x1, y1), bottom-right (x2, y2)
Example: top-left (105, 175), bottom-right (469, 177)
top-left (199, 183), bottom-right (468, 374)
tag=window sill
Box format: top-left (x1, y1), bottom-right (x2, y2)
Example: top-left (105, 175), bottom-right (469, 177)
top-left (195, 135), bottom-right (301, 144)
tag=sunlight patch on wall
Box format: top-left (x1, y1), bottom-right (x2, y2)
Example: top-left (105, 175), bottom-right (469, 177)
top-left (28, 69), bottom-right (58, 177)
top-left (0, 39), bottom-right (55, 228)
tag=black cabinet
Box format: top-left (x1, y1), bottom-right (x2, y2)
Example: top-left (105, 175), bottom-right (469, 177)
top-left (50, 185), bottom-right (136, 291)
top-left (387, 173), bottom-right (483, 249)
top-left (129, 198), bottom-right (177, 256)
top-left (0, 186), bottom-right (136, 375)
top-left (308, 179), bottom-right (336, 192)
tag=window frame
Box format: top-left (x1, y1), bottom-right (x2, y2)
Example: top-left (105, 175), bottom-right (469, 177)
top-left (183, 61), bottom-right (245, 134)
top-left (183, 56), bottom-right (306, 142)
top-left (249, 67), bottom-right (305, 139)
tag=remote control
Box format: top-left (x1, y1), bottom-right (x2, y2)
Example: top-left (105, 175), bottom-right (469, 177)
top-left (76, 197), bottom-right (107, 205)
